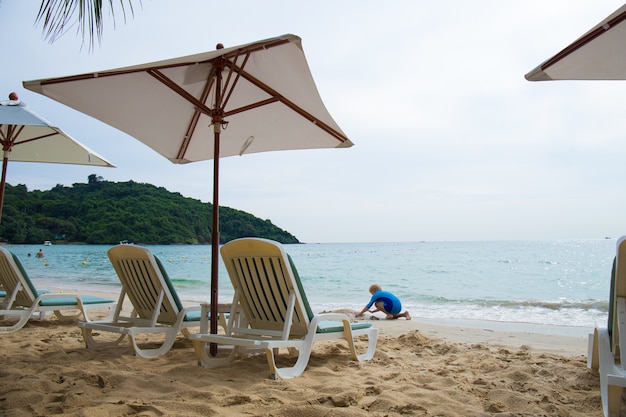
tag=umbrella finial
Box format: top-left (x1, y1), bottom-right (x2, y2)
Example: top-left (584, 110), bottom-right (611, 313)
top-left (216, 43), bottom-right (224, 50)
top-left (3, 92), bottom-right (23, 107)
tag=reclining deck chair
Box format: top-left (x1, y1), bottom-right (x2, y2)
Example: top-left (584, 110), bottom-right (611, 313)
top-left (588, 235), bottom-right (626, 417)
top-left (0, 247), bottom-right (116, 333)
top-left (78, 244), bottom-right (208, 359)
top-left (189, 237), bottom-right (378, 379)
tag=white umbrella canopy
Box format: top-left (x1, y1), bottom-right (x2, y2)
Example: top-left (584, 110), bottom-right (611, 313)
top-left (23, 34), bottom-right (353, 343)
top-left (0, 102), bottom-right (115, 223)
top-left (24, 34), bottom-right (352, 162)
top-left (525, 4), bottom-right (626, 81)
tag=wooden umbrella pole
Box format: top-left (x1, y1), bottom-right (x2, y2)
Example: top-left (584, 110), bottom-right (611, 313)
top-left (209, 58), bottom-right (224, 356)
top-left (210, 122), bottom-right (220, 357)
top-left (0, 151), bottom-right (8, 224)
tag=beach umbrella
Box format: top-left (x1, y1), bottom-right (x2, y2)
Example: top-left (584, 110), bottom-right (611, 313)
top-left (23, 34), bottom-right (353, 348)
top-left (525, 4), bottom-right (626, 81)
top-left (0, 101), bottom-right (115, 223)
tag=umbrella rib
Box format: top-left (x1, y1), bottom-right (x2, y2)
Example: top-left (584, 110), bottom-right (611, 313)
top-left (541, 9), bottom-right (626, 72)
top-left (148, 68), bottom-right (219, 161)
top-left (148, 69), bottom-right (213, 116)
top-left (178, 77), bottom-right (215, 161)
top-left (0, 125), bottom-right (27, 150)
top-left (12, 131), bottom-right (61, 146)
top-left (223, 60), bottom-right (350, 143)
top-left (219, 52), bottom-right (250, 113)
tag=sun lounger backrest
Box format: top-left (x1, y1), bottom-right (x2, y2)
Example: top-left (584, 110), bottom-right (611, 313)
top-left (612, 237), bottom-right (626, 357)
top-left (107, 245), bottom-right (182, 325)
top-left (221, 238), bottom-right (310, 337)
top-left (0, 248), bottom-right (37, 308)
top-left (608, 256), bottom-right (617, 343)
top-left (287, 255), bottom-right (315, 321)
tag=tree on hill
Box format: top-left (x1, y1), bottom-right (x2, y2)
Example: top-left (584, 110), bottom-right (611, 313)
top-left (0, 177), bottom-right (300, 245)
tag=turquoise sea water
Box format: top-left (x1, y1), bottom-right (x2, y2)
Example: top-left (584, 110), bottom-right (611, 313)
top-left (7, 239), bottom-right (615, 330)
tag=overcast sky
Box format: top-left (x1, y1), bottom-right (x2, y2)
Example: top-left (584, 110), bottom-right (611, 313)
top-left (2, 1), bottom-right (626, 243)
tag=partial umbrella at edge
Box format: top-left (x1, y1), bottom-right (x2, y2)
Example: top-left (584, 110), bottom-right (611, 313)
top-left (23, 34), bottom-right (354, 349)
top-left (0, 102), bottom-right (115, 224)
top-left (526, 3), bottom-right (626, 81)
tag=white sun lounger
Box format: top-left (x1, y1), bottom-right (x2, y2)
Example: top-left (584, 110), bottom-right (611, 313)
top-left (189, 237), bottom-right (378, 379)
top-left (0, 247), bottom-right (116, 333)
top-left (588, 235), bottom-right (626, 417)
top-left (78, 244), bottom-right (213, 359)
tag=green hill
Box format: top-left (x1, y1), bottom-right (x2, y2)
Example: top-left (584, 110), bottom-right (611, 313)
top-left (0, 174), bottom-right (300, 245)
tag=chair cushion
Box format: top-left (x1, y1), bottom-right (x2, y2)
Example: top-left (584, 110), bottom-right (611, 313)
top-left (288, 255), bottom-right (315, 321)
top-left (10, 251), bottom-right (38, 296)
top-left (39, 295), bottom-right (115, 307)
top-left (316, 320), bottom-right (372, 334)
top-left (154, 255), bottom-right (185, 311)
top-left (184, 309), bottom-right (202, 322)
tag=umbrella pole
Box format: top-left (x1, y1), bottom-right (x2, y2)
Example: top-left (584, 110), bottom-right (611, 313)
top-left (0, 152), bottom-right (9, 224)
top-left (209, 122), bottom-right (221, 357)
top-left (209, 58), bottom-right (226, 356)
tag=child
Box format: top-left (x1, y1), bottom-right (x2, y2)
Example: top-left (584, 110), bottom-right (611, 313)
top-left (356, 284), bottom-right (411, 320)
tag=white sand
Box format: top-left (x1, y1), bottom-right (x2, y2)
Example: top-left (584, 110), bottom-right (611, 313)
top-left (0, 290), bottom-right (604, 416)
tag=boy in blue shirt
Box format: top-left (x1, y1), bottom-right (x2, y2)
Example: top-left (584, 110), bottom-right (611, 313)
top-left (356, 284), bottom-right (411, 320)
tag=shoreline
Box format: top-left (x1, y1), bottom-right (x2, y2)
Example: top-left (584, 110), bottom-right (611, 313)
top-left (69, 287), bottom-right (592, 358)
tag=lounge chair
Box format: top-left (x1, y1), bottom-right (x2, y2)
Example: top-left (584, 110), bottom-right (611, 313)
top-left (189, 237), bottom-right (378, 379)
top-left (588, 236), bottom-right (626, 417)
top-left (77, 244), bottom-right (221, 359)
top-left (0, 247), bottom-right (116, 333)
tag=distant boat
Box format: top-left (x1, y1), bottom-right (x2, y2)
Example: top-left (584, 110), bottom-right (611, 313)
top-left (43, 241), bottom-right (52, 246)
top-left (119, 240), bottom-right (133, 245)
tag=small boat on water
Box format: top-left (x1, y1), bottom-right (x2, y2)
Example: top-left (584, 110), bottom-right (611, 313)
top-left (43, 241), bottom-right (52, 246)
top-left (119, 240), bottom-right (133, 245)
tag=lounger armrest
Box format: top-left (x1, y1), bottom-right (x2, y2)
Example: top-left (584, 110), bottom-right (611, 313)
top-left (34, 293), bottom-right (82, 305)
top-left (180, 304), bottom-right (202, 314)
top-left (309, 313), bottom-right (353, 334)
top-left (312, 313), bottom-right (352, 322)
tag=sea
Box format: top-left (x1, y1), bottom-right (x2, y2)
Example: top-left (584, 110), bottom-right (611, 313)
top-left (8, 239), bottom-right (617, 336)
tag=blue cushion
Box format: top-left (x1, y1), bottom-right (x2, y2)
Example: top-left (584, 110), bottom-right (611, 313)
top-left (184, 309), bottom-right (202, 322)
top-left (39, 295), bottom-right (114, 307)
top-left (183, 310), bottom-right (228, 323)
top-left (316, 320), bottom-right (372, 334)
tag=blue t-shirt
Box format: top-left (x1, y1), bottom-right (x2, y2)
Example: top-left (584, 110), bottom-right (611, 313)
top-left (365, 290), bottom-right (401, 315)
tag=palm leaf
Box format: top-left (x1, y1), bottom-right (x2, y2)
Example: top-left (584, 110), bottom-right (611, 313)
top-left (36, 0), bottom-right (137, 50)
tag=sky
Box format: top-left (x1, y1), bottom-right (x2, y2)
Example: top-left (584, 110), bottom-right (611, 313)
top-left (1, 1), bottom-right (626, 243)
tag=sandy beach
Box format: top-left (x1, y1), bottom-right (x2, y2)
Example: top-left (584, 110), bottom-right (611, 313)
top-left (0, 291), bottom-right (606, 417)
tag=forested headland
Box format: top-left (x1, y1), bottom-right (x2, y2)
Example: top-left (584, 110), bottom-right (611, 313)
top-left (0, 174), bottom-right (300, 245)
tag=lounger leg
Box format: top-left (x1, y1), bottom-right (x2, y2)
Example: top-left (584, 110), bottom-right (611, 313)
top-left (53, 309), bottom-right (82, 321)
top-left (0, 310), bottom-right (31, 333)
top-left (607, 383), bottom-right (624, 417)
top-left (336, 322), bottom-right (378, 362)
top-left (588, 330), bottom-right (599, 370)
top-left (80, 327), bottom-right (126, 349)
top-left (193, 340), bottom-right (239, 367)
top-left (354, 329), bottom-right (379, 362)
top-left (264, 342), bottom-right (314, 380)
top-left (127, 328), bottom-right (180, 359)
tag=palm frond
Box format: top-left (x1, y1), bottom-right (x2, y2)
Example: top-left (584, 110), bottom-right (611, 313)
top-left (36, 0), bottom-right (138, 50)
